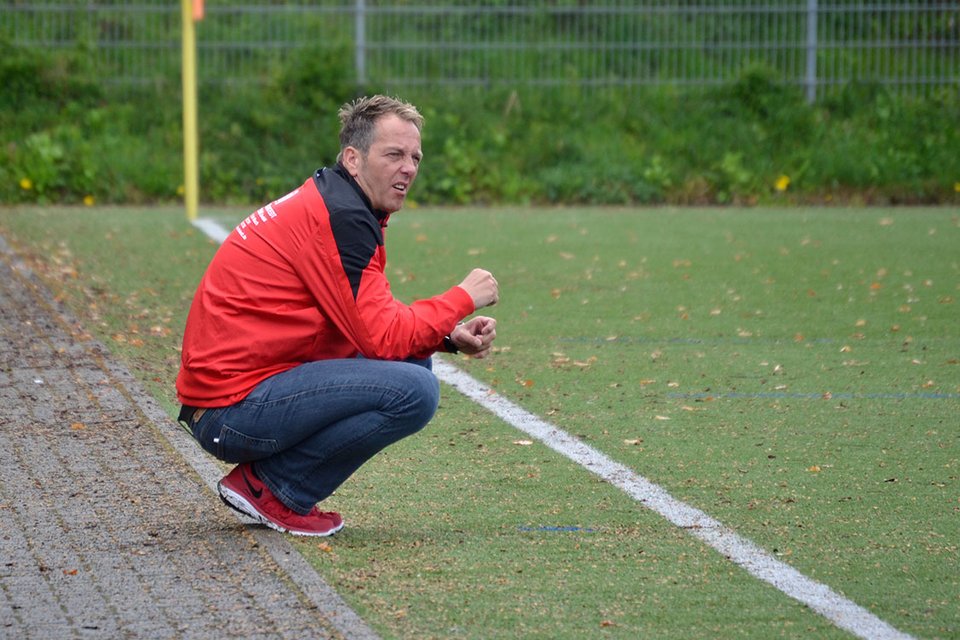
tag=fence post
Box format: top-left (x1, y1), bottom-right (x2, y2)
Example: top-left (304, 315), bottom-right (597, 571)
top-left (805, 0), bottom-right (818, 103)
top-left (355, 0), bottom-right (366, 87)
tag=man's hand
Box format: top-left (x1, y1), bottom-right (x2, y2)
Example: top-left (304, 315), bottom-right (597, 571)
top-left (458, 269), bottom-right (499, 309)
top-left (450, 316), bottom-right (497, 359)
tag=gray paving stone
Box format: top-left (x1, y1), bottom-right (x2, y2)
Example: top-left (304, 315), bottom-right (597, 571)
top-left (0, 234), bottom-right (379, 640)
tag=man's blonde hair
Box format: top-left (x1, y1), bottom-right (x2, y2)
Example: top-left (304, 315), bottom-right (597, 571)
top-left (337, 95), bottom-right (423, 162)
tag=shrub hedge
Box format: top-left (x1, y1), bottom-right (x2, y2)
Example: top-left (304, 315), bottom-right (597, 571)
top-left (2, 41), bottom-right (958, 207)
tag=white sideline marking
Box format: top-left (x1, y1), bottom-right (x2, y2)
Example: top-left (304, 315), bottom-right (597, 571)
top-left (192, 216), bottom-right (912, 640)
top-left (433, 360), bottom-right (912, 640)
top-left (192, 217), bottom-right (232, 243)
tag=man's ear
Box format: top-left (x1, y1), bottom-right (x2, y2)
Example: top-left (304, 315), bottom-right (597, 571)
top-left (341, 146), bottom-right (361, 177)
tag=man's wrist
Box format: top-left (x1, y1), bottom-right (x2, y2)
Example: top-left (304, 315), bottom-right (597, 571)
top-left (443, 334), bottom-right (459, 354)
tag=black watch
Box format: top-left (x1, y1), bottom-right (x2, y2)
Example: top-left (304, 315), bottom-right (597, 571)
top-left (443, 335), bottom-right (459, 354)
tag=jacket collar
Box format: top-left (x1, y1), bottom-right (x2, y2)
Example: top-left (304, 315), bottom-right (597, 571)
top-left (331, 162), bottom-right (391, 225)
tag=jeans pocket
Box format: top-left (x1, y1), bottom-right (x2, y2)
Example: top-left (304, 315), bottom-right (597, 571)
top-left (190, 409), bottom-right (220, 455)
top-left (214, 424), bottom-right (280, 463)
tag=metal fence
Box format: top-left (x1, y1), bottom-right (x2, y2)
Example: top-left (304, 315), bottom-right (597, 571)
top-left (2, 1), bottom-right (958, 100)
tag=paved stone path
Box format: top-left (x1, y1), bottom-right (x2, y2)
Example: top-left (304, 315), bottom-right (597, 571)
top-left (0, 235), bottom-right (377, 639)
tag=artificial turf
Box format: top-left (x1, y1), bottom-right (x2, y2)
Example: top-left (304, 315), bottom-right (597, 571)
top-left (1, 205), bottom-right (956, 638)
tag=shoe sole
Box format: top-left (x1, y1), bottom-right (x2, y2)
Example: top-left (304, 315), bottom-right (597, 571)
top-left (217, 482), bottom-right (344, 537)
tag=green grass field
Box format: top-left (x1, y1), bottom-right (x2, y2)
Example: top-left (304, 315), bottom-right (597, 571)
top-left (1, 205), bottom-right (957, 639)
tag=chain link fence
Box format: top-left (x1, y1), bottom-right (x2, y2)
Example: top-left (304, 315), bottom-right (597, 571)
top-left (3, 1), bottom-right (958, 100)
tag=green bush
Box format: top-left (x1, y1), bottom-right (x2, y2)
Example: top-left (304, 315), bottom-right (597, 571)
top-left (2, 41), bottom-right (958, 207)
top-left (0, 39), bottom-right (104, 203)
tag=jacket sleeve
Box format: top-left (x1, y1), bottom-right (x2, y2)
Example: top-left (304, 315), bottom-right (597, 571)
top-left (293, 209), bottom-right (475, 361)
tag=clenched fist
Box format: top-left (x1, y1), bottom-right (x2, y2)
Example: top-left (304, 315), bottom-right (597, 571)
top-left (458, 268), bottom-right (499, 310)
top-left (450, 316), bottom-right (497, 359)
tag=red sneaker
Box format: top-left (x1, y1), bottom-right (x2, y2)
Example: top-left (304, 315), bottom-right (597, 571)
top-left (217, 463), bottom-right (344, 537)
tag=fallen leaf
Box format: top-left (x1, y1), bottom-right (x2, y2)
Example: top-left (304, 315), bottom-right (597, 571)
top-left (70, 422), bottom-right (86, 431)
top-left (808, 465), bottom-right (821, 472)
top-left (317, 542), bottom-right (333, 553)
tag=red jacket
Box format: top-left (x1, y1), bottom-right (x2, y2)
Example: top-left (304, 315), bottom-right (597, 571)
top-left (176, 166), bottom-right (475, 407)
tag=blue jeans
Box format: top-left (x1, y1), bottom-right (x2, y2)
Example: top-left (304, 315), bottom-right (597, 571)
top-left (187, 357), bottom-right (439, 514)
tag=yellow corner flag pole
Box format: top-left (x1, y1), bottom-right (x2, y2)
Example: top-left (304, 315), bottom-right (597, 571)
top-left (181, 0), bottom-right (202, 221)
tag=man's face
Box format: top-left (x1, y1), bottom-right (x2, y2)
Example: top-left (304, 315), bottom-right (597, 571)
top-left (344, 114), bottom-right (422, 214)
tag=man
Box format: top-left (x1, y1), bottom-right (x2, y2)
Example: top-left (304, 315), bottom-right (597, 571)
top-left (176, 95), bottom-right (499, 537)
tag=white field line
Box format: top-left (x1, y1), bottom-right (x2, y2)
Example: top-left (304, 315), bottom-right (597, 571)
top-left (192, 217), bottom-right (232, 243)
top-left (433, 361), bottom-right (914, 640)
top-left (193, 217), bottom-right (913, 640)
